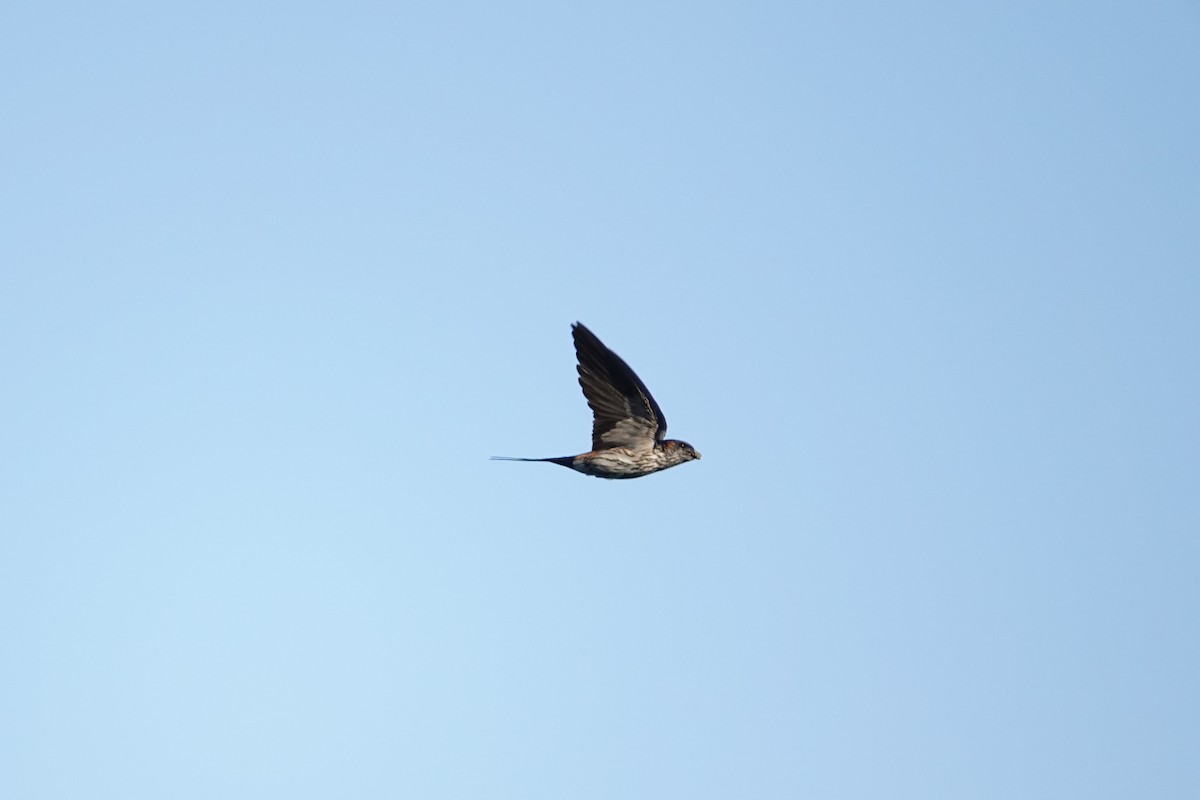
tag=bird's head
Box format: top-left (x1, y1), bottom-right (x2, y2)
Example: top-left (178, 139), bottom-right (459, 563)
top-left (664, 439), bottom-right (701, 461)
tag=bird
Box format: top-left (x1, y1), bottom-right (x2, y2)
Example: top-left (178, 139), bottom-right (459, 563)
top-left (493, 322), bottom-right (701, 479)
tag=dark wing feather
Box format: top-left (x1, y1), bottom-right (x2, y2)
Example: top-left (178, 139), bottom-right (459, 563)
top-left (572, 322), bottom-right (667, 451)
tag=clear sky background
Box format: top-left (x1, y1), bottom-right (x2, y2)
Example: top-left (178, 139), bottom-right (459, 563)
top-left (3, 2), bottom-right (1198, 798)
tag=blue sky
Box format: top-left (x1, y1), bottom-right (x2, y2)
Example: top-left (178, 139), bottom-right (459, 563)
top-left (3, 2), bottom-right (1198, 798)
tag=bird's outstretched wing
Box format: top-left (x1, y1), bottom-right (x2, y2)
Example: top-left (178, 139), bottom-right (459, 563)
top-left (572, 322), bottom-right (667, 451)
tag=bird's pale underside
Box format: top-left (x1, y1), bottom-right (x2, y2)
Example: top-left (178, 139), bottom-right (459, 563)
top-left (493, 322), bottom-right (701, 479)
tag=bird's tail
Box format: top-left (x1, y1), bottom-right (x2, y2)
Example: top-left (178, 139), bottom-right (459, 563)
top-left (491, 456), bottom-right (575, 468)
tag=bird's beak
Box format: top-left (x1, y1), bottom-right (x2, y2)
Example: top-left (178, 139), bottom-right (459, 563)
top-left (694, 451), bottom-right (702, 460)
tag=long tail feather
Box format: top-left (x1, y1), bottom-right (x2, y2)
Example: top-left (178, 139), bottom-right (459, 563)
top-left (491, 456), bottom-right (575, 467)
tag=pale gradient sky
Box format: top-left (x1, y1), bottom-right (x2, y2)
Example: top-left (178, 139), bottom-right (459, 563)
top-left (3, 2), bottom-right (1198, 798)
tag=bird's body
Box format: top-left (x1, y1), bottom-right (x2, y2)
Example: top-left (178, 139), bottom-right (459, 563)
top-left (495, 442), bottom-right (697, 480)
top-left (494, 323), bottom-right (700, 479)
